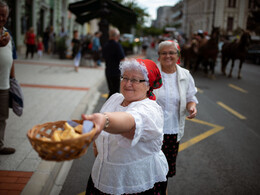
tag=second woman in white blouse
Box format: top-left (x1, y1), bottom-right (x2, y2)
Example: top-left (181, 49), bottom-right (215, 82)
top-left (154, 40), bottom-right (198, 194)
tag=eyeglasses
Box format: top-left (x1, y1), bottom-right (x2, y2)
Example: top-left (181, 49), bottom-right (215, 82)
top-left (120, 76), bottom-right (147, 84)
top-left (160, 51), bottom-right (178, 56)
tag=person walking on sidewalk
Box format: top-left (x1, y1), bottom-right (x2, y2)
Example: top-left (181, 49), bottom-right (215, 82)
top-left (83, 59), bottom-right (168, 194)
top-left (0, 0), bottom-right (16, 155)
top-left (102, 27), bottom-right (125, 98)
top-left (37, 36), bottom-right (44, 59)
top-left (24, 27), bottom-right (36, 59)
top-left (92, 31), bottom-right (102, 67)
top-left (71, 30), bottom-right (81, 72)
top-left (154, 40), bottom-right (198, 194)
top-left (43, 27), bottom-right (49, 53)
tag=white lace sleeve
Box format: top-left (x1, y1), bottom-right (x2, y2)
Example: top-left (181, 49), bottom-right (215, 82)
top-left (100, 93), bottom-right (124, 113)
top-left (186, 73), bottom-right (199, 104)
top-left (117, 99), bottom-right (164, 148)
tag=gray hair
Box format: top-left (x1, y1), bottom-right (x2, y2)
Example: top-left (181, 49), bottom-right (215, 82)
top-left (119, 59), bottom-right (149, 85)
top-left (0, 1), bottom-right (9, 15)
top-left (158, 40), bottom-right (179, 54)
top-left (109, 27), bottom-right (120, 39)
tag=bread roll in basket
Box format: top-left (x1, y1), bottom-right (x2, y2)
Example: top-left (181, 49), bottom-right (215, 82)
top-left (27, 120), bottom-right (96, 161)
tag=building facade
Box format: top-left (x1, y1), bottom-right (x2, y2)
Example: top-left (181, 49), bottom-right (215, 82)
top-left (154, 0), bottom-right (257, 39)
top-left (5, 0), bottom-right (97, 54)
top-left (182, 0), bottom-right (251, 38)
top-left (155, 6), bottom-right (173, 29)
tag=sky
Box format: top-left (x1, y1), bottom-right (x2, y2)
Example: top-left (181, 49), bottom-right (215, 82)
top-left (135, 0), bottom-right (180, 25)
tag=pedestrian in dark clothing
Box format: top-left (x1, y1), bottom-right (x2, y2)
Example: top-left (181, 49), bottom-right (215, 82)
top-left (92, 31), bottom-right (102, 67)
top-left (71, 30), bottom-right (81, 72)
top-left (102, 28), bottom-right (125, 98)
top-left (43, 27), bottom-right (49, 53)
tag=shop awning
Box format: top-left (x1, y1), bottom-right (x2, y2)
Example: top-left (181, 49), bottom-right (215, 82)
top-left (68, 0), bottom-right (137, 25)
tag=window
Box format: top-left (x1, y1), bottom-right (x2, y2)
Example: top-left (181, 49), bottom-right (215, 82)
top-left (227, 17), bottom-right (234, 31)
top-left (228, 0), bottom-right (236, 8)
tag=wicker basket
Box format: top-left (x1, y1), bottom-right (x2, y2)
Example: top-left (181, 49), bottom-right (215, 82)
top-left (27, 120), bottom-right (96, 161)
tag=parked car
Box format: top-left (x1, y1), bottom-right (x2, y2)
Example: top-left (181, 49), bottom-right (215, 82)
top-left (246, 44), bottom-right (260, 64)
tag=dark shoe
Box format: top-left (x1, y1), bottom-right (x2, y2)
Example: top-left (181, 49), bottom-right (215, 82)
top-left (0, 147), bottom-right (16, 155)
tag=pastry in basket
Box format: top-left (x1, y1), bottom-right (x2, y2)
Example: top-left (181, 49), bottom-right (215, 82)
top-left (40, 137), bottom-right (51, 142)
top-left (51, 130), bottom-right (62, 141)
top-left (74, 124), bottom-right (83, 134)
top-left (60, 122), bottom-right (80, 140)
top-left (38, 122), bottom-right (81, 142)
top-left (39, 120), bottom-right (94, 142)
top-left (27, 119), bottom-right (96, 161)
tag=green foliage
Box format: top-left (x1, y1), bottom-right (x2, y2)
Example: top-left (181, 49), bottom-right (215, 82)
top-left (143, 27), bottom-right (163, 36)
top-left (121, 40), bottom-right (133, 48)
top-left (114, 0), bottom-right (150, 35)
top-left (56, 37), bottom-right (66, 49)
top-left (56, 37), bottom-right (67, 59)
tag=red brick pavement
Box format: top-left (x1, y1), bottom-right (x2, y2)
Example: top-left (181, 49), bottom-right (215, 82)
top-left (20, 83), bottom-right (90, 91)
top-left (0, 170), bottom-right (33, 195)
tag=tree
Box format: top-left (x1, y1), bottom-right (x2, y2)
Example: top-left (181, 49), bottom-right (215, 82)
top-left (114, 0), bottom-right (150, 35)
top-left (143, 26), bottom-right (163, 36)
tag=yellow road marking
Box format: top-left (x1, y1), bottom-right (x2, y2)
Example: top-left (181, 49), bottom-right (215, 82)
top-left (101, 93), bottom-right (108, 99)
top-left (217, 101), bottom-right (246, 120)
top-left (228, 84), bottom-right (248, 93)
top-left (179, 118), bottom-right (224, 151)
top-left (78, 192), bottom-right (85, 195)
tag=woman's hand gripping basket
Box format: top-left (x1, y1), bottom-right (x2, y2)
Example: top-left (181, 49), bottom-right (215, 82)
top-left (27, 120), bottom-right (96, 161)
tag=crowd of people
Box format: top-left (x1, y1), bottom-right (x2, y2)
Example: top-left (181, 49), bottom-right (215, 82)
top-left (22, 22), bottom-right (215, 75)
top-left (23, 26), bottom-right (106, 71)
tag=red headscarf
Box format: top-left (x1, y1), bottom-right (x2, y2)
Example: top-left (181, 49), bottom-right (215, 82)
top-left (136, 59), bottom-right (162, 100)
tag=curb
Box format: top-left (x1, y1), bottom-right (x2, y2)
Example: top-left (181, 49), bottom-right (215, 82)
top-left (21, 75), bottom-right (105, 195)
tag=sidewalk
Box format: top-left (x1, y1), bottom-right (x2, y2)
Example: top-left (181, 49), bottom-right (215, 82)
top-left (0, 52), bottom-right (145, 195)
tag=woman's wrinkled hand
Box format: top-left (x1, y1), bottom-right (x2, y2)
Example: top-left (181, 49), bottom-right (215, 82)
top-left (187, 104), bottom-right (197, 119)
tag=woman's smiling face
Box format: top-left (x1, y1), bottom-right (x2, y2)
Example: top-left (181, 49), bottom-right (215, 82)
top-left (158, 45), bottom-right (179, 68)
top-left (120, 69), bottom-right (149, 106)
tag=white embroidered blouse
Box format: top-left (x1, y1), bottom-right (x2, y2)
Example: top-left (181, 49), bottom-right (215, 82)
top-left (155, 71), bottom-right (198, 135)
top-left (91, 93), bottom-right (168, 195)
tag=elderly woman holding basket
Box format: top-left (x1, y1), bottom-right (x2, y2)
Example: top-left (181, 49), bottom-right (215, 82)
top-left (83, 59), bottom-right (168, 194)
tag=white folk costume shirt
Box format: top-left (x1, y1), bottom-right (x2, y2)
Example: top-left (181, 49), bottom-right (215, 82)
top-left (91, 93), bottom-right (168, 195)
top-left (154, 64), bottom-right (198, 142)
